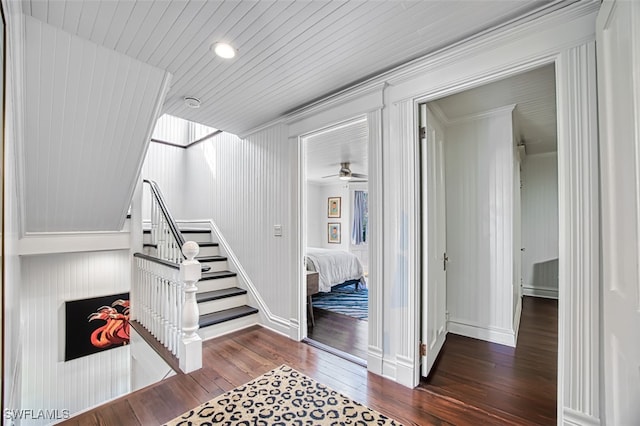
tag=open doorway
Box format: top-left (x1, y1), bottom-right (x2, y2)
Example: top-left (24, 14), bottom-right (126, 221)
top-left (301, 117), bottom-right (370, 363)
top-left (419, 64), bottom-right (559, 423)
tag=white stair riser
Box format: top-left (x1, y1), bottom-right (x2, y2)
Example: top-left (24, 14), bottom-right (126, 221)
top-left (182, 233), bottom-right (212, 243)
top-left (199, 260), bottom-right (228, 272)
top-left (198, 294), bottom-right (248, 316)
top-left (197, 276), bottom-right (238, 293)
top-left (198, 246), bottom-right (220, 257)
top-left (198, 314), bottom-right (259, 341)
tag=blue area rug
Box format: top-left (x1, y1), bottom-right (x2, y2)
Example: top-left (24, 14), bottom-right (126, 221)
top-left (312, 283), bottom-right (368, 321)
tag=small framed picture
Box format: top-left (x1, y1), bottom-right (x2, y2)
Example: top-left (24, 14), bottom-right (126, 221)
top-left (328, 197), bottom-right (341, 218)
top-left (328, 223), bottom-right (341, 244)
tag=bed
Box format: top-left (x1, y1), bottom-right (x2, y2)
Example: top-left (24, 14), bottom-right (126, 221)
top-left (305, 247), bottom-right (365, 292)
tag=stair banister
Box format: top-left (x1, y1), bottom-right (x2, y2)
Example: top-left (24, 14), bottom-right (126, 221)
top-left (179, 241), bottom-right (202, 373)
top-left (144, 179), bottom-right (185, 263)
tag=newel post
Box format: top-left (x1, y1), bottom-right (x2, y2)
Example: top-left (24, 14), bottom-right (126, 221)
top-left (179, 241), bottom-right (202, 373)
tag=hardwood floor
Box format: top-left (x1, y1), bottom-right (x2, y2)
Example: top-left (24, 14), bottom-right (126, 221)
top-left (61, 296), bottom-right (557, 425)
top-left (307, 307), bottom-right (368, 360)
top-left (422, 296), bottom-right (558, 425)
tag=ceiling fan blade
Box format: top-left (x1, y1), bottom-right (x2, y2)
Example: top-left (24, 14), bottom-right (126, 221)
top-left (321, 173), bottom-right (339, 179)
top-left (351, 172), bottom-right (368, 178)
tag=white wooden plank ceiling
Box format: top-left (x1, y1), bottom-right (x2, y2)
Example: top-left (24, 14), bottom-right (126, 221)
top-left (305, 118), bottom-right (368, 184)
top-left (22, 0), bottom-right (563, 136)
top-left (432, 64), bottom-right (557, 155)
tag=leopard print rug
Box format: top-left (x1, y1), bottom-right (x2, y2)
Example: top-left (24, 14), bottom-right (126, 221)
top-left (164, 364), bottom-right (402, 425)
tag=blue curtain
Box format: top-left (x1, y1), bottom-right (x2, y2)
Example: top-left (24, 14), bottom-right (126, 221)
top-left (351, 191), bottom-right (368, 244)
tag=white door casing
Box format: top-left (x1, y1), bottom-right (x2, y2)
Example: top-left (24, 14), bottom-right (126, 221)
top-left (597, 1), bottom-right (640, 424)
top-left (420, 104), bottom-right (448, 376)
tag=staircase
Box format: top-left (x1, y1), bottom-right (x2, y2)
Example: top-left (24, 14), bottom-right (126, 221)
top-left (142, 227), bottom-right (258, 341)
top-left (132, 179), bottom-right (259, 374)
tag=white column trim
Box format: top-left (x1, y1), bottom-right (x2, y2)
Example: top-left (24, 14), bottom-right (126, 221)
top-left (556, 42), bottom-right (601, 424)
top-left (366, 109), bottom-right (384, 374)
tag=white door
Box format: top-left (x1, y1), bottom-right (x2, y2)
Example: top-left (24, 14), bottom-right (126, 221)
top-left (420, 104), bottom-right (447, 377)
top-left (597, 1), bottom-right (640, 424)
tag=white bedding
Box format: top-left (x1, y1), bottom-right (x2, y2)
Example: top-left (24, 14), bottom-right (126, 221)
top-left (305, 247), bottom-right (364, 292)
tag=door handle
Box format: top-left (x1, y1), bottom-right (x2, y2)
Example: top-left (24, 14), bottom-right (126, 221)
top-left (443, 253), bottom-right (449, 271)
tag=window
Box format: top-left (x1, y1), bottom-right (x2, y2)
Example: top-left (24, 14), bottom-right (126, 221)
top-left (351, 191), bottom-right (368, 244)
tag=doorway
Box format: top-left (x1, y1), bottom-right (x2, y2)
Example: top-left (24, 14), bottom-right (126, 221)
top-left (419, 64), bottom-right (559, 423)
top-left (300, 117), bottom-right (370, 363)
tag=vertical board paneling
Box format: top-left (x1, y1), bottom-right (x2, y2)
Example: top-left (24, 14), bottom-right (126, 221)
top-left (23, 16), bottom-right (169, 232)
top-left (444, 110), bottom-right (516, 338)
top-left (182, 125), bottom-right (291, 320)
top-left (521, 153), bottom-right (559, 295)
top-left (20, 251), bottom-right (131, 425)
top-left (4, 14), bottom-right (25, 410)
top-left (141, 142), bottom-right (187, 220)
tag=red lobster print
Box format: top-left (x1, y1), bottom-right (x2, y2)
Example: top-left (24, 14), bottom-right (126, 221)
top-left (87, 299), bottom-right (130, 348)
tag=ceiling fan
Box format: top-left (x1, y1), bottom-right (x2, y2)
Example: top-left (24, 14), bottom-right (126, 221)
top-left (322, 162), bottom-right (368, 182)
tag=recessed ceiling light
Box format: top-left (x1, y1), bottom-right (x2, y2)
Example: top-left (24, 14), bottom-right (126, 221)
top-left (184, 97), bottom-right (201, 109)
top-left (212, 42), bottom-right (236, 59)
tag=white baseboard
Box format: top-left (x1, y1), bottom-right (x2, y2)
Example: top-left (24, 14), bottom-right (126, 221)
top-left (382, 359), bottom-right (398, 382)
top-left (367, 346), bottom-right (384, 376)
top-left (448, 319), bottom-right (516, 347)
top-left (396, 355), bottom-right (417, 388)
top-left (562, 407), bottom-right (601, 426)
top-left (523, 285), bottom-right (559, 299)
top-left (513, 298), bottom-right (523, 345)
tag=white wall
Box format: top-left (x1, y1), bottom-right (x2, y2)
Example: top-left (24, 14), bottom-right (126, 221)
top-left (306, 182), bottom-right (350, 251)
top-left (306, 183), bottom-right (323, 247)
top-left (4, 0), bottom-right (24, 412)
top-left (20, 251), bottom-right (131, 425)
top-left (141, 142), bottom-right (188, 221)
top-left (182, 127), bottom-right (292, 329)
top-left (444, 108), bottom-right (518, 346)
top-left (521, 153), bottom-right (559, 298)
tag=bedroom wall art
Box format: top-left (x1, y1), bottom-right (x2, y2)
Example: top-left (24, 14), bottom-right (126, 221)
top-left (328, 223), bottom-right (341, 244)
top-left (65, 292), bottom-right (130, 361)
top-left (327, 196), bottom-right (341, 218)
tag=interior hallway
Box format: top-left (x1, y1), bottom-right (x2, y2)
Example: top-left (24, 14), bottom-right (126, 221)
top-left (422, 296), bottom-right (558, 424)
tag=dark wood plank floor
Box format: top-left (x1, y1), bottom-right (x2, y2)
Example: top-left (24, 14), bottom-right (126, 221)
top-left (422, 296), bottom-right (558, 425)
top-left (307, 307), bottom-right (368, 360)
top-left (61, 296), bottom-right (557, 426)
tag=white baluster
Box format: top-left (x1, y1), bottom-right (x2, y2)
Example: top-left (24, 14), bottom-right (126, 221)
top-left (179, 241), bottom-right (202, 373)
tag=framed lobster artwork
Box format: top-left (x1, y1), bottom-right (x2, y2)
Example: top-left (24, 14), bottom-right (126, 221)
top-left (64, 292), bottom-right (130, 361)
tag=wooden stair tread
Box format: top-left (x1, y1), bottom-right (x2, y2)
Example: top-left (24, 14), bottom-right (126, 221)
top-left (199, 306), bottom-right (258, 328)
top-left (196, 287), bottom-right (246, 303)
top-left (201, 270), bottom-right (236, 280)
top-left (197, 242), bottom-right (219, 247)
top-left (196, 255), bottom-right (227, 262)
top-left (178, 228), bottom-right (212, 234)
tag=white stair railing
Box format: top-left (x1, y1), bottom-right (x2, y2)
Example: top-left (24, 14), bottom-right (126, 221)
top-left (132, 242), bottom-right (202, 373)
top-left (144, 179), bottom-right (184, 263)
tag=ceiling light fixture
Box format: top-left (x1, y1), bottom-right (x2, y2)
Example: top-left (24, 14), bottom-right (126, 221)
top-left (184, 97), bottom-right (201, 109)
top-left (212, 42), bottom-right (236, 59)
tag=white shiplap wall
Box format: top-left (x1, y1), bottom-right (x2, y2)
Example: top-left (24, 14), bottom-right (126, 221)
top-left (522, 153), bottom-right (559, 298)
top-left (184, 126), bottom-right (292, 322)
top-left (4, 3), bottom-right (24, 411)
top-left (141, 142), bottom-right (187, 221)
top-left (20, 251), bottom-right (131, 425)
top-left (306, 183), bottom-right (323, 247)
top-left (306, 183), bottom-right (351, 251)
top-left (23, 15), bottom-right (170, 232)
top-left (444, 108), bottom-right (518, 345)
